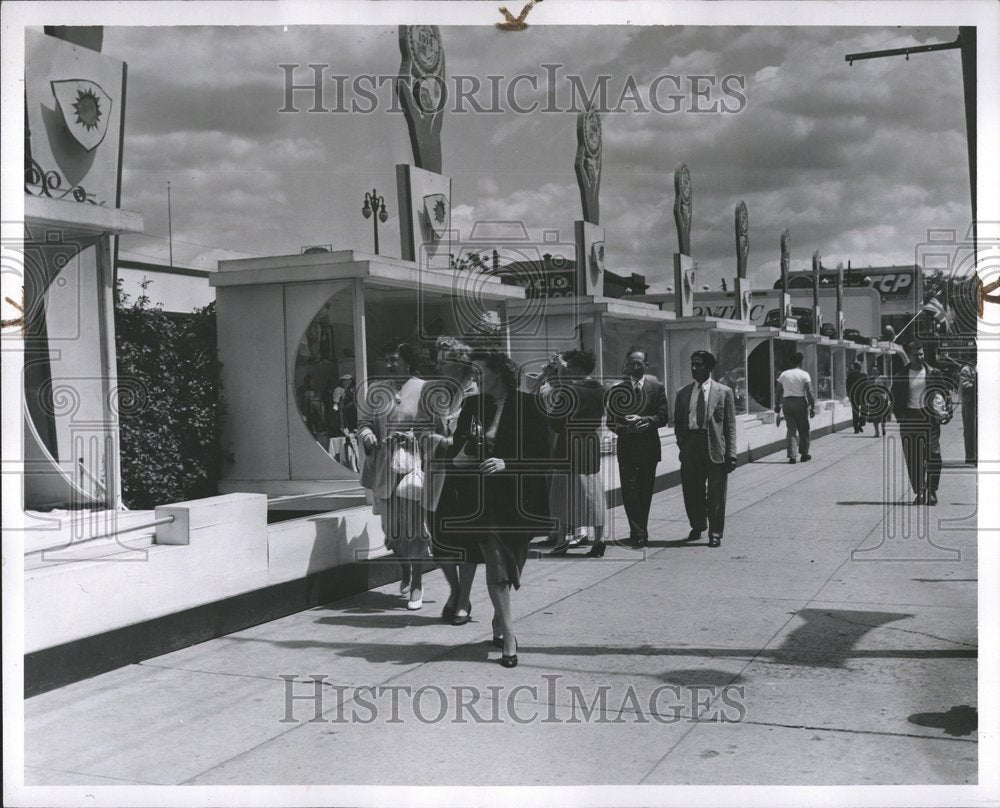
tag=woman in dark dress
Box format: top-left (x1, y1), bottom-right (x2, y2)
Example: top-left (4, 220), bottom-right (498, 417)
top-left (547, 349), bottom-right (608, 557)
top-left (442, 348), bottom-right (540, 667)
top-left (423, 337), bottom-right (479, 625)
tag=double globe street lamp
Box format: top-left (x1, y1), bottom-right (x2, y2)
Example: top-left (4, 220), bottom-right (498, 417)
top-left (362, 189), bottom-right (389, 255)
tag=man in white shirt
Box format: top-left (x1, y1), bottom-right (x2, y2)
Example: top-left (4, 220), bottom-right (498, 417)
top-left (891, 340), bottom-right (950, 505)
top-left (775, 352), bottom-right (816, 464)
top-left (673, 351), bottom-right (738, 547)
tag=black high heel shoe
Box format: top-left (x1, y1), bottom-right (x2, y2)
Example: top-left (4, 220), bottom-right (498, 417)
top-left (500, 638), bottom-right (518, 668)
top-left (441, 603), bottom-right (458, 622)
top-left (585, 540), bottom-right (606, 558)
top-left (451, 605), bottom-right (473, 626)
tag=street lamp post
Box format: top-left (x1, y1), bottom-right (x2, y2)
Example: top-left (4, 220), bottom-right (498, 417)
top-left (362, 189), bottom-right (389, 255)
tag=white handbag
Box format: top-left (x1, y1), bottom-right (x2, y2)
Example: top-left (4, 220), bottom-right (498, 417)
top-left (395, 468), bottom-right (425, 501)
top-left (390, 438), bottom-right (419, 475)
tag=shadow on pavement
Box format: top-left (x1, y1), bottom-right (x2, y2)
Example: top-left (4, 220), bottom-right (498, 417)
top-left (907, 705), bottom-right (977, 737)
top-left (771, 608), bottom-right (916, 668)
top-left (219, 632), bottom-right (975, 667)
top-left (658, 668), bottom-right (746, 686)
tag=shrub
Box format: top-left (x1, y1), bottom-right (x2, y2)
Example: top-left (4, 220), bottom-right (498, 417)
top-left (115, 280), bottom-right (226, 509)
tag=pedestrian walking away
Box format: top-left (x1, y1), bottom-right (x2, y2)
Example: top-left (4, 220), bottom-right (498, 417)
top-left (674, 350), bottom-right (738, 547)
top-left (866, 368), bottom-right (891, 437)
top-left (606, 346), bottom-right (669, 548)
top-left (775, 352), bottom-right (815, 463)
top-left (846, 360), bottom-right (867, 434)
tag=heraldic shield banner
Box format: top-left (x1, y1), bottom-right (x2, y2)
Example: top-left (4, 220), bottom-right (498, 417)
top-left (50, 79), bottom-right (114, 152)
top-left (26, 30), bottom-right (125, 204)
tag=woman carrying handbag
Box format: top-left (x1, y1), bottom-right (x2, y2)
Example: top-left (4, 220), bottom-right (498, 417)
top-left (357, 342), bottom-right (432, 610)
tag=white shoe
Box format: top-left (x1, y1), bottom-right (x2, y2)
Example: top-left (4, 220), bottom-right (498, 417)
top-left (407, 596), bottom-right (423, 610)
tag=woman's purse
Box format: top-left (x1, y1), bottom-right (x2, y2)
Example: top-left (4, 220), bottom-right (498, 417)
top-left (390, 434), bottom-right (420, 475)
top-left (452, 414), bottom-right (484, 469)
top-left (395, 468), bottom-right (425, 501)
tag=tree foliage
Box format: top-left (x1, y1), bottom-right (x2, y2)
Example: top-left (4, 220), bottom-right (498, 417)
top-left (115, 280), bottom-right (227, 509)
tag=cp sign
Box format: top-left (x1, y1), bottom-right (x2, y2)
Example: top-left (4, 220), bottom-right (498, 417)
top-left (869, 273), bottom-right (913, 296)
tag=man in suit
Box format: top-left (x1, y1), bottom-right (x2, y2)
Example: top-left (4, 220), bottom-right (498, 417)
top-left (674, 350), bottom-right (738, 547)
top-left (606, 346), bottom-right (669, 547)
top-left (891, 340), bottom-right (952, 505)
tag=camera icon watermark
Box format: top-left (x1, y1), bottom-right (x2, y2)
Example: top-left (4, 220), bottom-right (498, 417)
top-left (1, 226), bottom-right (95, 346)
top-left (913, 222), bottom-right (1000, 349)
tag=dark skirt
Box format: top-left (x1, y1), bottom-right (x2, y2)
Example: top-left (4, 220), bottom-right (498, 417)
top-left (431, 504), bottom-right (485, 565)
top-left (431, 469), bottom-right (531, 588)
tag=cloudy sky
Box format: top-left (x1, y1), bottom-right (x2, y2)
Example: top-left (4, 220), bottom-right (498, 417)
top-left (103, 22), bottom-right (970, 291)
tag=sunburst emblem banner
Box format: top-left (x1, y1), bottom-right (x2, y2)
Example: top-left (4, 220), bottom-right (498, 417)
top-left (423, 193), bottom-right (450, 241)
top-left (51, 79), bottom-right (113, 152)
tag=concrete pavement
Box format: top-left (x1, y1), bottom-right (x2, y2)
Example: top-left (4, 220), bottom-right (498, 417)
top-left (23, 418), bottom-right (978, 788)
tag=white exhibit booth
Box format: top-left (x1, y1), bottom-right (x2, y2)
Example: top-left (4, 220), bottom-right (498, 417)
top-left (211, 249), bottom-right (527, 507)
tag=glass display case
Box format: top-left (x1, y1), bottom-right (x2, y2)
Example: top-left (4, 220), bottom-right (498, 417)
top-left (602, 315), bottom-right (666, 387)
top-left (710, 331), bottom-right (748, 414)
top-left (293, 281), bottom-right (358, 470)
top-left (816, 344), bottom-right (833, 400)
top-left (507, 297), bottom-right (671, 385)
top-left (747, 333), bottom-right (774, 413)
top-left (213, 250), bottom-right (526, 499)
top-left (664, 319), bottom-right (755, 410)
top-left (832, 346), bottom-right (847, 399)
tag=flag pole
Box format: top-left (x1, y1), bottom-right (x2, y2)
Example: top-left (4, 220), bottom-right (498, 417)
top-left (167, 180), bottom-right (173, 267)
top-left (893, 309), bottom-right (924, 342)
top-left (894, 301), bottom-right (948, 342)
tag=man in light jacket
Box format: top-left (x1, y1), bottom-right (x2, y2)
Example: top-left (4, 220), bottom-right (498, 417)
top-left (674, 350), bottom-right (738, 547)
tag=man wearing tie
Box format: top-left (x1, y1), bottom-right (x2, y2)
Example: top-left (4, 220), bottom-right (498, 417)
top-left (674, 351), bottom-right (738, 547)
top-left (606, 347), bottom-right (669, 547)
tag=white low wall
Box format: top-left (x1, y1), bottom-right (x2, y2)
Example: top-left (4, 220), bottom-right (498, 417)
top-left (627, 400), bottom-right (851, 491)
top-left (25, 402), bottom-right (853, 654)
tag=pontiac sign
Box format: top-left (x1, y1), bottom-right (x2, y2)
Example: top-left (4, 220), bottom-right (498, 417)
top-left (663, 287), bottom-right (881, 336)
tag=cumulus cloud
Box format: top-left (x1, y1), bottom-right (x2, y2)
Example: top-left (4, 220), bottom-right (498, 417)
top-left (102, 23), bottom-right (969, 282)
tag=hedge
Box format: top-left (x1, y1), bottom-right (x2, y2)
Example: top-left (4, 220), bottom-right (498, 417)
top-left (115, 280), bottom-right (227, 509)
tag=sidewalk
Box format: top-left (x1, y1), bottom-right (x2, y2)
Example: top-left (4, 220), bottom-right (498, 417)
top-left (24, 419), bottom-right (978, 787)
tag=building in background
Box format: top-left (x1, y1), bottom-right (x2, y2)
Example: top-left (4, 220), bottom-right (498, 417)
top-left (777, 264), bottom-right (922, 336)
top-left (116, 258), bottom-right (215, 314)
top-left (488, 253), bottom-right (650, 299)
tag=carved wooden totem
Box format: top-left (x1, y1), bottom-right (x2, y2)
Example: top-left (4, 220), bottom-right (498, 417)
top-left (735, 200), bottom-right (749, 279)
top-left (674, 163), bottom-right (692, 256)
top-left (574, 102), bottom-right (602, 225)
top-left (397, 25), bottom-right (445, 174)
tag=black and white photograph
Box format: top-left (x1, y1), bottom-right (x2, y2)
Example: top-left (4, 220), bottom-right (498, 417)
top-left (3, 1), bottom-right (999, 805)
